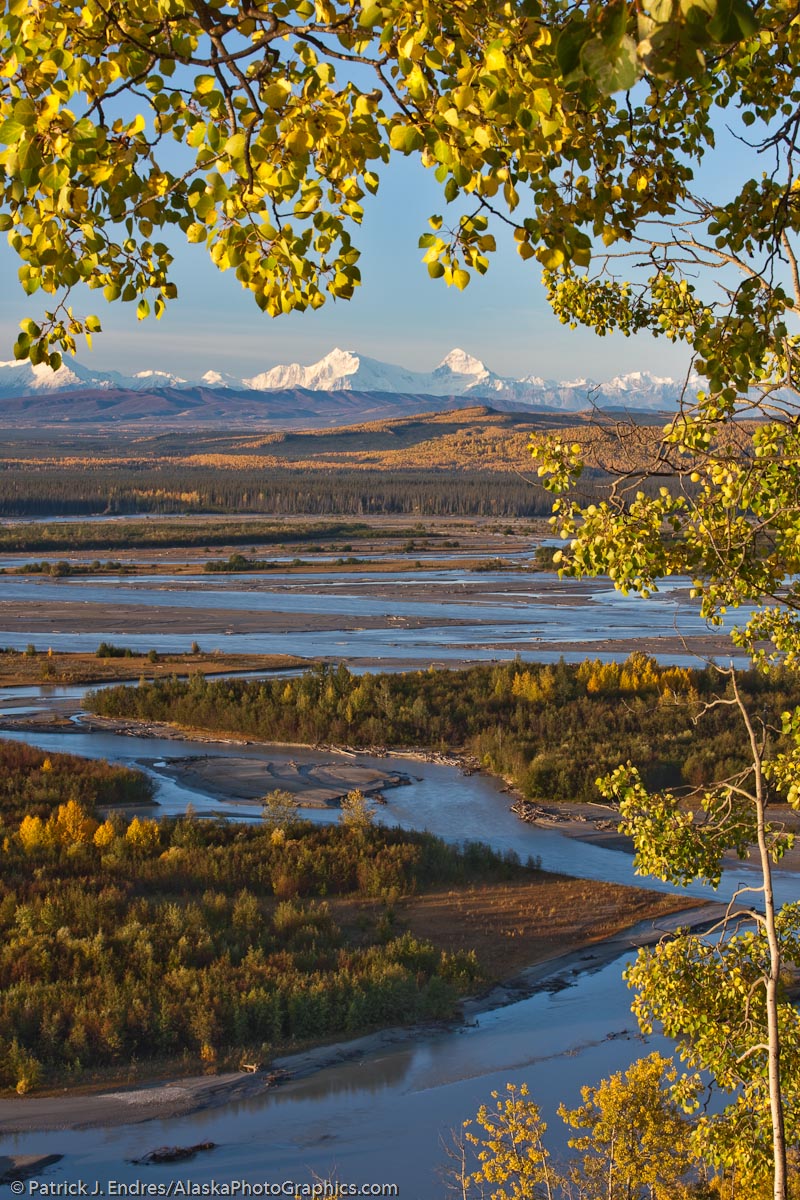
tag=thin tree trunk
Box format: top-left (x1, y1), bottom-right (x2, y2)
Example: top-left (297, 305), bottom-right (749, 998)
top-left (607, 1131), bottom-right (615, 1200)
top-left (757, 826), bottom-right (788, 1200)
top-left (733, 676), bottom-right (788, 1200)
top-left (536, 1130), bottom-right (555, 1200)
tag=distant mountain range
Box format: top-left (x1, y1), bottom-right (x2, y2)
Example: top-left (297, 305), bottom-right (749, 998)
top-left (0, 347), bottom-right (694, 427)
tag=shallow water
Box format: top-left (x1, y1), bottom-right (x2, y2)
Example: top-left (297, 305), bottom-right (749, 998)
top-left (0, 716), bottom-right (795, 1189)
top-left (0, 708), bottom-right (674, 1191)
top-left (0, 567), bottom-right (750, 665)
top-left (0, 550), bottom-right (537, 567)
top-left (2, 724), bottom-right (795, 908)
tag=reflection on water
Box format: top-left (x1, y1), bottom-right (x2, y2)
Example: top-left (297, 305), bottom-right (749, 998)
top-left (4, 957), bottom-right (668, 1198)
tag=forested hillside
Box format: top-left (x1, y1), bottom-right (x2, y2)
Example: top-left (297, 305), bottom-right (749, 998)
top-left (0, 409), bottom-right (668, 516)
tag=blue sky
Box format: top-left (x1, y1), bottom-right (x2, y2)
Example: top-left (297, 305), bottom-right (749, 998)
top-left (1, 131), bottom-right (717, 383)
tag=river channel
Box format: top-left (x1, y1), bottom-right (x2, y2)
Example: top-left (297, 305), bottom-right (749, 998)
top-left (0, 565), bottom-right (748, 665)
top-left (1, 703), bottom-right (797, 1194)
top-left (0, 547), bottom-right (773, 1191)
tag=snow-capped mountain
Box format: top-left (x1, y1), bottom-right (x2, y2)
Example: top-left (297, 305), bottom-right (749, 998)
top-left (0, 359), bottom-right (113, 394)
top-left (199, 369), bottom-right (241, 389)
top-left (0, 348), bottom-right (692, 412)
top-left (244, 347), bottom-right (420, 393)
top-left (129, 369), bottom-right (190, 388)
top-left (0, 360), bottom-right (191, 395)
top-left (243, 347), bottom-right (511, 397)
top-left (242, 348), bottom-right (693, 409)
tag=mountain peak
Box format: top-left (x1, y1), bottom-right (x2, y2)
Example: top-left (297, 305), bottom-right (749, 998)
top-left (320, 347), bottom-right (360, 368)
top-left (437, 348), bottom-right (488, 377)
top-left (243, 347), bottom-right (368, 392)
top-left (201, 369), bottom-right (238, 388)
top-left (0, 359), bottom-right (87, 391)
top-left (133, 369), bottom-right (188, 385)
top-left (606, 370), bottom-right (672, 390)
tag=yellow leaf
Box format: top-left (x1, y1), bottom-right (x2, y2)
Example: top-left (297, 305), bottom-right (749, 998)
top-left (286, 128), bottom-right (312, 154)
top-left (263, 81), bottom-right (291, 108)
top-left (536, 246), bottom-right (564, 269)
top-left (485, 45), bottom-right (507, 71)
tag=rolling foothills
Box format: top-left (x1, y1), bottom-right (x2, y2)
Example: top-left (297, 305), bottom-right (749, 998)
top-left (0, 409), bottom-right (670, 519)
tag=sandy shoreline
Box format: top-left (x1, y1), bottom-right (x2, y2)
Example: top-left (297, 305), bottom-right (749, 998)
top-left (0, 701), bottom-right (714, 1139)
top-left (10, 709), bottom-right (795, 867)
top-left (0, 902), bottom-right (719, 1136)
top-left (4, 708), bottom-right (796, 869)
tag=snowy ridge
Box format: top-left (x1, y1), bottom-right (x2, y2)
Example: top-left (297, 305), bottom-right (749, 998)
top-left (0, 349), bottom-right (695, 411)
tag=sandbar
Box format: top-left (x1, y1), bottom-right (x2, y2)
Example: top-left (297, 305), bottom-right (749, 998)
top-left (0, 599), bottom-right (471, 636)
top-left (149, 752), bottom-right (410, 807)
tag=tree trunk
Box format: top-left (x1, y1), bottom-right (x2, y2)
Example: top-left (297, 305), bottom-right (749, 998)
top-left (735, 677), bottom-right (788, 1200)
top-left (758, 827), bottom-right (788, 1200)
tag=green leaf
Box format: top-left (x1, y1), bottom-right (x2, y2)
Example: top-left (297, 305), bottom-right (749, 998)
top-left (388, 124), bottom-right (424, 153)
top-left (708, 0), bottom-right (758, 41)
top-left (39, 161), bottom-right (68, 192)
top-left (556, 20), bottom-right (590, 76)
top-left (732, 0), bottom-right (758, 37)
top-left (0, 116), bottom-right (27, 146)
top-left (11, 97), bottom-right (36, 128)
top-left (580, 35), bottom-right (640, 93)
top-left (358, 4), bottom-right (382, 27)
top-left (224, 132), bottom-right (246, 161)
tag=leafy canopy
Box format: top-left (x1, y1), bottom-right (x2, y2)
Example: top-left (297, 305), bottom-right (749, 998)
top-left (0, 0), bottom-right (785, 376)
